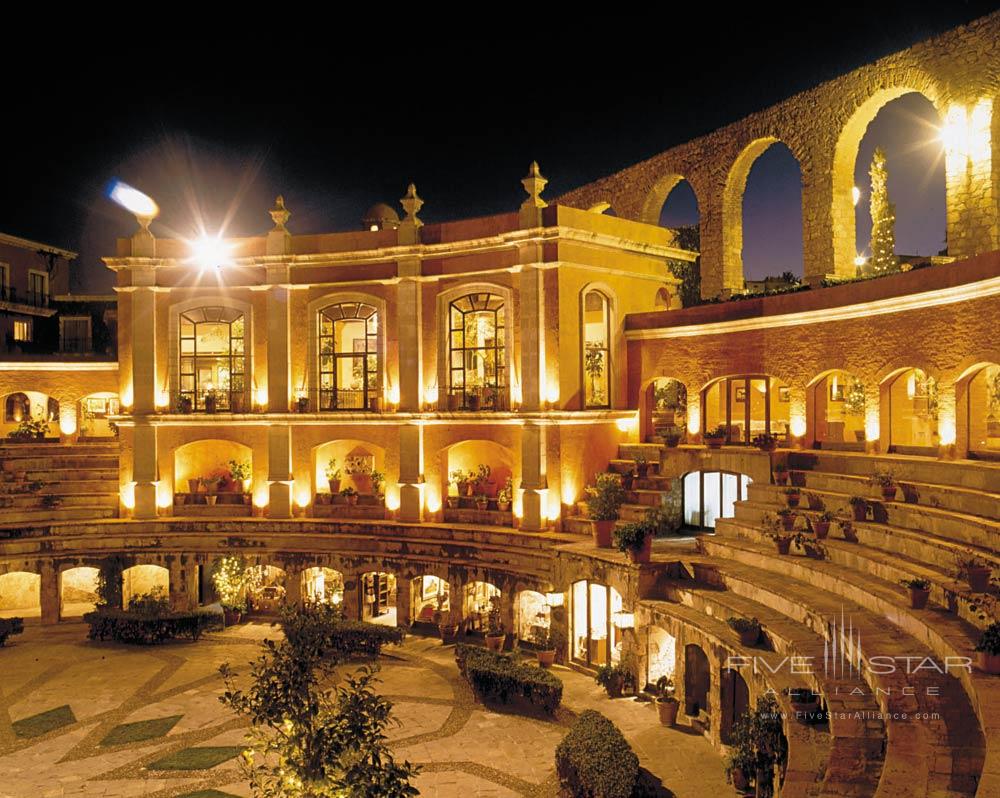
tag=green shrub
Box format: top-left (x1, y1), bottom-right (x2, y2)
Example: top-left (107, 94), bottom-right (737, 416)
top-left (555, 710), bottom-right (639, 798)
top-left (325, 619), bottom-right (406, 658)
top-left (586, 473), bottom-right (626, 521)
top-left (455, 644), bottom-right (562, 714)
top-left (0, 617), bottom-right (25, 646)
top-left (84, 608), bottom-right (217, 644)
top-left (279, 601), bottom-right (405, 659)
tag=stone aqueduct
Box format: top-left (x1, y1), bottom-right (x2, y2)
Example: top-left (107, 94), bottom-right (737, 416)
top-left (559, 13), bottom-right (1000, 298)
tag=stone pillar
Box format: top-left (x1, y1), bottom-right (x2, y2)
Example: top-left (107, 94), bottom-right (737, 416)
top-left (519, 266), bottom-right (544, 411)
top-left (870, 382), bottom-right (885, 455)
top-left (342, 576), bottom-right (360, 621)
top-left (168, 555), bottom-right (198, 611)
top-left (937, 381), bottom-right (958, 460)
top-left (396, 576), bottom-right (412, 628)
top-left (266, 268), bottom-right (291, 413)
top-left (398, 424), bottom-right (423, 522)
top-left (520, 421), bottom-right (548, 531)
top-left (268, 424), bottom-right (293, 519)
top-left (131, 276), bottom-right (157, 415)
top-left (40, 563), bottom-right (59, 625)
top-left (802, 163), bottom-right (846, 284)
top-left (449, 576), bottom-right (465, 625)
top-left (945, 99), bottom-right (1000, 260)
top-left (285, 567), bottom-right (303, 606)
top-left (699, 190), bottom-right (727, 300)
top-left (396, 275), bottom-right (422, 412)
top-left (133, 423), bottom-right (158, 519)
top-left (501, 590), bottom-right (516, 642)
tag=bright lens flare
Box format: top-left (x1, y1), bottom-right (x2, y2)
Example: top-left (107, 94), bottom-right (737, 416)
top-left (190, 234), bottom-right (233, 270)
top-left (108, 180), bottom-right (159, 221)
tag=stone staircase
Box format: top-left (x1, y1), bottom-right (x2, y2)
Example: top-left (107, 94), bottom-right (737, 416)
top-left (0, 442), bottom-right (119, 525)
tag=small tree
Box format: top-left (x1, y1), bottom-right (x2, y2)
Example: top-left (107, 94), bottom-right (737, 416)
top-left (96, 555), bottom-right (127, 610)
top-left (725, 694), bottom-right (788, 798)
top-left (211, 555), bottom-right (249, 609)
top-left (868, 147), bottom-right (899, 277)
top-left (667, 225), bottom-right (701, 307)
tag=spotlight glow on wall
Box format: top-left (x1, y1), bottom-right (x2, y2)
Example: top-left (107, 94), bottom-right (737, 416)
top-left (545, 592), bottom-right (565, 607)
top-left (190, 234), bottom-right (233, 270)
top-left (385, 486), bottom-right (401, 512)
top-left (295, 491), bottom-right (311, 509)
top-left (120, 385), bottom-right (133, 409)
top-left (789, 416), bottom-right (807, 438)
top-left (851, 186), bottom-right (861, 206)
top-left (255, 387), bottom-right (269, 408)
top-left (155, 391), bottom-right (170, 409)
top-left (686, 405), bottom-right (701, 436)
top-left (120, 482), bottom-right (136, 510)
top-left (59, 409), bottom-right (77, 436)
top-left (865, 413), bottom-right (880, 443)
top-left (615, 415), bottom-right (637, 433)
top-left (423, 385), bottom-right (439, 406)
top-left (545, 382), bottom-right (560, 405)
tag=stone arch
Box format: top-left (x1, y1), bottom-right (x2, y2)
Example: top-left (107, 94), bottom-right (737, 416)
top-left (579, 281), bottom-right (619, 409)
top-left (78, 392), bottom-right (120, 438)
top-left (641, 375), bottom-right (688, 443)
top-left (312, 438), bottom-right (387, 500)
top-left (640, 173), bottom-right (690, 226)
top-left (955, 361), bottom-right (1000, 458)
top-left (172, 439), bottom-right (253, 504)
top-left (0, 571), bottom-right (40, 619)
top-left (807, 368), bottom-right (868, 448)
top-left (515, 589), bottom-right (549, 643)
top-left (301, 566), bottom-right (345, 606)
top-left (832, 84), bottom-right (945, 276)
top-left (684, 642), bottom-right (711, 717)
top-left (409, 573), bottom-right (450, 624)
top-left (440, 438), bottom-right (516, 519)
top-left (59, 566), bottom-right (100, 618)
top-left (879, 366), bottom-right (940, 452)
top-left (586, 201), bottom-right (615, 215)
top-left (122, 564), bottom-right (169, 606)
top-left (720, 666), bottom-right (751, 745)
top-left (358, 570), bottom-right (397, 625)
top-left (1, 390), bottom-right (58, 436)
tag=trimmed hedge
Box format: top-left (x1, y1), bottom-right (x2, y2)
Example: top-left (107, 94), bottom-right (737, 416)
top-left (325, 619), bottom-right (406, 658)
top-left (84, 609), bottom-right (218, 645)
top-left (0, 617), bottom-right (24, 646)
top-left (555, 710), bottom-right (639, 798)
top-left (455, 643), bottom-right (563, 714)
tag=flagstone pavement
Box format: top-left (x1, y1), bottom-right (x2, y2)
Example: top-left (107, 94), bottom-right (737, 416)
top-left (0, 623), bottom-right (730, 797)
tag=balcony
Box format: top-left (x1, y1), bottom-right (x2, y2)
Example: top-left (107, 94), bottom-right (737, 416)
top-left (445, 385), bottom-right (510, 412)
top-left (0, 286), bottom-right (54, 316)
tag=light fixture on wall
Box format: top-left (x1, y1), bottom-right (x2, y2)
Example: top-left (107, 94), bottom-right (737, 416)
top-left (189, 234), bottom-right (233, 271)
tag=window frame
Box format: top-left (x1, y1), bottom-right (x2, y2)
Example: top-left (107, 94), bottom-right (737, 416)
top-left (59, 315), bottom-right (92, 353)
top-left (448, 292), bottom-right (507, 410)
top-left (13, 318), bottom-right (32, 342)
top-left (582, 289), bottom-right (612, 409)
top-left (178, 306), bottom-right (247, 411)
top-left (317, 302), bottom-right (380, 411)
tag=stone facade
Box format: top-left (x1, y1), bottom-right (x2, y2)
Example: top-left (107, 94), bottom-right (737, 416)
top-left (558, 13), bottom-right (1000, 298)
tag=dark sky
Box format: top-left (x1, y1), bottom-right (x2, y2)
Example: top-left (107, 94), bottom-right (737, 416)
top-left (2, 3), bottom-right (995, 291)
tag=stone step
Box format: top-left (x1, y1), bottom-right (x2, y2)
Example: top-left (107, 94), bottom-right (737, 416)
top-left (10, 468), bottom-right (119, 483)
top-left (0, 454), bottom-right (119, 471)
top-left (0, 443), bottom-right (118, 456)
top-left (788, 450), bottom-right (1000, 496)
top-left (640, 598), bottom-right (833, 798)
top-left (0, 480), bottom-right (118, 495)
top-left (625, 488), bottom-right (668, 507)
top-left (660, 584), bottom-right (886, 797)
top-left (0, 492), bottom-right (119, 509)
top-left (0, 506), bottom-right (118, 526)
top-left (787, 469), bottom-right (1000, 524)
top-left (698, 534), bottom-right (999, 796)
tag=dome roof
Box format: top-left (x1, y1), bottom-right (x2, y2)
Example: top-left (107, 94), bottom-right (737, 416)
top-left (362, 203), bottom-right (400, 230)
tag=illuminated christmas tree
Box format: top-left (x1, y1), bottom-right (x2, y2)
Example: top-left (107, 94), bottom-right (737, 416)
top-left (868, 147), bottom-right (899, 276)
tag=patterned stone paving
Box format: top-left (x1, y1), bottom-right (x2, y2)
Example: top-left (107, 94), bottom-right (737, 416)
top-left (0, 623), bottom-right (730, 797)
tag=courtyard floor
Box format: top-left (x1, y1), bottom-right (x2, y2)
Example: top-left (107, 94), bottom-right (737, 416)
top-left (0, 622), bottom-right (729, 798)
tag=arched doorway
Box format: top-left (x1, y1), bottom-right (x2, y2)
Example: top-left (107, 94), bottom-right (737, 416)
top-left (702, 375), bottom-right (790, 445)
top-left (1, 391), bottom-right (57, 437)
top-left (646, 626), bottom-right (677, 688)
top-left (682, 470), bottom-right (752, 529)
top-left (122, 564), bottom-right (169, 607)
top-left (60, 567), bottom-right (99, 618)
top-left (246, 565), bottom-right (287, 614)
top-left (809, 370), bottom-right (866, 449)
top-left (462, 581), bottom-right (500, 632)
top-left (644, 377), bottom-right (687, 444)
top-left (302, 567), bottom-right (344, 606)
top-left (963, 364), bottom-right (1000, 459)
top-left (0, 571), bottom-right (40, 619)
top-left (570, 580), bottom-right (623, 668)
top-left (885, 368), bottom-right (938, 452)
top-left (360, 571), bottom-right (396, 626)
top-left (410, 575), bottom-right (449, 625)
top-left (684, 643), bottom-right (710, 717)
top-left (173, 439), bottom-right (252, 508)
top-left (720, 667), bottom-right (751, 745)
top-left (515, 590), bottom-right (550, 644)
top-left (79, 393), bottom-right (120, 438)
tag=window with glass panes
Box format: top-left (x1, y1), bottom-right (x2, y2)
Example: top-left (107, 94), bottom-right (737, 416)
top-left (449, 293), bottom-right (506, 409)
top-left (178, 307), bottom-right (246, 410)
top-left (583, 290), bottom-right (610, 408)
top-left (318, 302), bottom-right (379, 410)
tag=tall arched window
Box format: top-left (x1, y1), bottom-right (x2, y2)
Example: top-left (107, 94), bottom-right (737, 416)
top-left (448, 292), bottom-right (507, 410)
top-left (318, 302), bottom-right (379, 411)
top-left (179, 307), bottom-right (246, 411)
top-left (583, 290), bottom-right (611, 408)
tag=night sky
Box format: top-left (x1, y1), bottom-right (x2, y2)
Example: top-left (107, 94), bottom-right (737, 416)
top-left (1, 4), bottom-right (994, 292)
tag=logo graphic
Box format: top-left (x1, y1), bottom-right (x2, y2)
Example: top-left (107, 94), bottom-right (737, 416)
top-left (824, 605), bottom-right (863, 678)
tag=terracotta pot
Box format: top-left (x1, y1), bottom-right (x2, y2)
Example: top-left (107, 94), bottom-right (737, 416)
top-left (447, 392), bottom-right (461, 411)
top-left (966, 566), bottom-right (992, 593)
top-left (369, 396), bottom-right (382, 413)
top-left (485, 634), bottom-right (506, 652)
top-left (446, 497), bottom-right (460, 509)
top-left (662, 434), bottom-right (681, 448)
top-left (900, 484), bottom-right (920, 503)
top-left (604, 674), bottom-right (624, 698)
top-left (775, 538), bottom-right (792, 555)
top-left (738, 627), bottom-right (760, 647)
top-left (909, 586), bottom-right (931, 609)
top-left (627, 535), bottom-right (652, 565)
top-left (977, 650), bottom-right (1000, 674)
top-left (536, 649), bottom-right (556, 667)
top-left (346, 494), bottom-right (359, 506)
top-left (657, 697), bottom-right (680, 726)
top-left (852, 504), bottom-right (868, 521)
top-left (205, 495), bottom-right (218, 506)
top-left (353, 474), bottom-right (373, 494)
top-left (781, 514), bottom-right (796, 531)
top-left (188, 478), bottom-right (201, 494)
top-left (593, 520), bottom-right (615, 548)
top-left (704, 436), bottom-right (725, 449)
top-left (774, 472), bottom-right (789, 486)
top-left (786, 493), bottom-right (800, 508)
top-left (438, 623), bottom-right (458, 644)
top-left (636, 463), bottom-right (650, 479)
top-left (223, 608), bottom-right (242, 626)
top-left (204, 396), bottom-right (217, 413)
top-left (475, 499), bottom-right (489, 511)
top-left (813, 521), bottom-right (830, 539)
top-left (497, 501), bottom-right (511, 512)
top-left (841, 524), bottom-right (858, 542)
top-left (174, 494), bottom-right (186, 506)
top-left (881, 486), bottom-right (897, 501)
top-left (328, 478), bottom-right (341, 494)
top-left (468, 394), bottom-right (481, 412)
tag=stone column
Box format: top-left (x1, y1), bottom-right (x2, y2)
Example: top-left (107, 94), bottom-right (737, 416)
top-left (342, 576), bottom-right (361, 621)
top-left (133, 423), bottom-right (158, 519)
top-left (937, 380), bottom-right (958, 460)
top-left (549, 603), bottom-right (569, 664)
top-left (448, 576), bottom-right (465, 626)
top-left (520, 421), bottom-right (548, 531)
top-left (700, 188), bottom-right (732, 300)
top-left (266, 266), bottom-right (291, 413)
top-left (57, 399), bottom-right (78, 444)
top-left (518, 266), bottom-right (544, 411)
top-left (396, 576), bottom-right (412, 628)
top-left (398, 423), bottom-right (423, 522)
top-left (396, 273), bottom-right (422, 412)
top-left (284, 567), bottom-right (303, 606)
top-left (168, 555), bottom-right (199, 611)
top-left (945, 99), bottom-right (1000, 260)
top-left (268, 424), bottom-right (293, 519)
top-left (131, 275), bottom-right (158, 416)
top-left (40, 563), bottom-right (59, 625)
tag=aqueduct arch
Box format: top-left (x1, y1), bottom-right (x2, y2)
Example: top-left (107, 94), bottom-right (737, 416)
top-left (558, 13), bottom-right (1000, 299)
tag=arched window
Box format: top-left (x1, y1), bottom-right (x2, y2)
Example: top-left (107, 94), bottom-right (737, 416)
top-left (179, 307), bottom-right (246, 411)
top-left (4, 392), bottom-right (30, 423)
top-left (448, 292), bottom-right (506, 410)
top-left (583, 290), bottom-right (611, 408)
top-left (318, 302), bottom-right (379, 411)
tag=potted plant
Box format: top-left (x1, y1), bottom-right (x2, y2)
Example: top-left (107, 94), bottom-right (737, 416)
top-left (806, 492), bottom-right (824, 511)
top-left (704, 424), bottom-right (727, 449)
top-left (812, 511), bottom-right (834, 539)
top-left (475, 495), bottom-right (490, 511)
top-left (496, 477), bottom-right (513, 512)
top-left (849, 496), bottom-right (868, 521)
top-left (484, 595), bottom-right (506, 651)
top-left (295, 393), bottom-right (309, 413)
top-left (434, 596), bottom-right (459, 643)
top-left (533, 620), bottom-right (562, 667)
top-left (958, 557), bottom-right (993, 593)
top-left (773, 462), bottom-right (789, 486)
top-left (614, 520), bottom-right (653, 565)
top-left (187, 477), bottom-right (201, 495)
top-left (900, 482), bottom-right (920, 504)
top-left (450, 469), bottom-right (471, 498)
top-left (752, 432), bottom-right (778, 452)
top-left (727, 616), bottom-right (761, 647)
top-left (446, 494), bottom-right (460, 509)
top-left (901, 577), bottom-right (931, 609)
top-left (784, 487), bottom-right (801, 508)
top-left (203, 477), bottom-right (220, 505)
top-left (634, 457), bottom-right (650, 479)
top-left (340, 486), bottom-right (359, 505)
top-left (221, 599), bottom-right (246, 626)
top-left (975, 622), bottom-right (1000, 674)
top-left (775, 507), bottom-right (796, 531)
top-left (325, 459), bottom-right (342, 495)
top-left (228, 459), bottom-right (251, 495)
top-left (176, 395), bottom-right (193, 414)
top-left (869, 468), bottom-right (896, 501)
top-left (204, 388), bottom-right (218, 414)
top-left (471, 464), bottom-right (493, 496)
top-left (838, 517), bottom-right (859, 542)
top-left (595, 664), bottom-right (625, 698)
top-left (654, 675), bottom-right (679, 726)
top-left (369, 394), bottom-right (382, 413)
top-left (585, 472), bottom-right (626, 548)
top-left (658, 423), bottom-right (683, 447)
top-left (346, 458), bottom-right (373, 494)
top-left (771, 532), bottom-right (793, 555)
top-left (370, 470), bottom-right (385, 501)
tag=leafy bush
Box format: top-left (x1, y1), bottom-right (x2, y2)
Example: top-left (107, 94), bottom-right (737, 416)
top-left (280, 601), bottom-right (405, 659)
top-left (84, 608), bottom-right (216, 644)
top-left (555, 710), bottom-right (639, 798)
top-left (0, 617), bottom-right (24, 646)
top-left (7, 417), bottom-right (48, 440)
top-left (976, 622), bottom-right (1000, 655)
top-left (727, 617), bottom-right (761, 635)
top-left (455, 644), bottom-right (562, 714)
top-left (586, 473), bottom-right (626, 521)
top-left (613, 520), bottom-right (652, 554)
top-left (325, 619), bottom-right (406, 658)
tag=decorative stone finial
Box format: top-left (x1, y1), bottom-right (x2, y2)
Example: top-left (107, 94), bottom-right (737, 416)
top-left (521, 161), bottom-right (548, 209)
top-left (400, 183), bottom-right (424, 228)
top-left (269, 195), bottom-right (291, 231)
